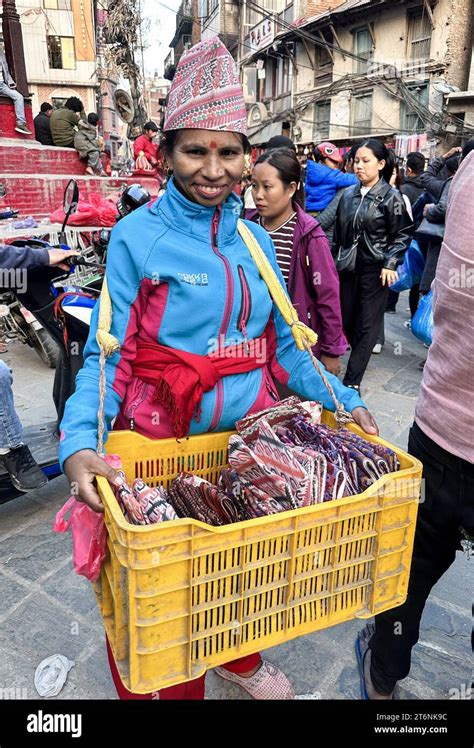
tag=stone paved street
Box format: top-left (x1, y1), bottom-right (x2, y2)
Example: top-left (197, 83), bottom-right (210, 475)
top-left (0, 297), bottom-right (471, 700)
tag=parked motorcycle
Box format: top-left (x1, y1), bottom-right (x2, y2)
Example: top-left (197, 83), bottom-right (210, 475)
top-left (0, 179), bottom-right (150, 504)
top-left (0, 291), bottom-right (60, 368)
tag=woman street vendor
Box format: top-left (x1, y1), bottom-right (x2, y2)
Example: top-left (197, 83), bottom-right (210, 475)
top-left (59, 37), bottom-right (378, 701)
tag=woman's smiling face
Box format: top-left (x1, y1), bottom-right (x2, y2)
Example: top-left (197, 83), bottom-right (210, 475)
top-left (166, 130), bottom-right (246, 207)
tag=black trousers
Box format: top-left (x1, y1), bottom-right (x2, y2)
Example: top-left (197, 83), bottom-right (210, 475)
top-left (339, 267), bottom-right (389, 386)
top-left (369, 421), bottom-right (474, 694)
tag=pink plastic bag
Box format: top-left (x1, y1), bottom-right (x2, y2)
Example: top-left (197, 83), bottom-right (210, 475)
top-left (53, 496), bottom-right (106, 582)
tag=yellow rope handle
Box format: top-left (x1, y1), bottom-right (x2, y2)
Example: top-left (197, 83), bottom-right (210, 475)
top-left (96, 275), bottom-right (120, 357)
top-left (238, 219), bottom-right (353, 427)
top-left (95, 275), bottom-right (120, 454)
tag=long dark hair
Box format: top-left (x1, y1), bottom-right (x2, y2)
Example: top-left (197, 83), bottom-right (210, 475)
top-left (254, 147), bottom-right (305, 207)
top-left (355, 139), bottom-right (395, 184)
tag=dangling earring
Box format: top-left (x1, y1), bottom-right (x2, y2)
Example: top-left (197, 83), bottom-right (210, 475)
top-left (243, 153), bottom-right (251, 177)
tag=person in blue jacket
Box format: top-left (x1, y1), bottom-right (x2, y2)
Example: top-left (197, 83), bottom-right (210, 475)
top-left (305, 142), bottom-right (358, 215)
top-left (59, 36), bottom-right (379, 702)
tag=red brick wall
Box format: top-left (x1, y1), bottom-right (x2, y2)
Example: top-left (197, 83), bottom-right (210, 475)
top-left (32, 85), bottom-right (96, 116)
top-left (0, 99), bottom-right (35, 140)
top-left (306, 0), bottom-right (347, 16)
top-left (0, 175), bottom-right (159, 221)
top-left (0, 141), bottom-right (88, 175)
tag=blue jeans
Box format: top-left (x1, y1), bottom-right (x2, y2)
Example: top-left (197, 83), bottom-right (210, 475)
top-left (0, 361), bottom-right (23, 450)
top-left (0, 82), bottom-right (26, 125)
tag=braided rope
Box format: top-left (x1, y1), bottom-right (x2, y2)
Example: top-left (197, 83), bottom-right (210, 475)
top-left (96, 276), bottom-right (120, 454)
top-left (97, 348), bottom-right (107, 455)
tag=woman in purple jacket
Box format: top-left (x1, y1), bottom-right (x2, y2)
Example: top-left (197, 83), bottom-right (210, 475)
top-left (246, 147), bottom-right (346, 376)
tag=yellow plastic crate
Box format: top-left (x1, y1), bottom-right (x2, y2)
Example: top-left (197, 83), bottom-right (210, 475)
top-left (95, 410), bottom-right (422, 693)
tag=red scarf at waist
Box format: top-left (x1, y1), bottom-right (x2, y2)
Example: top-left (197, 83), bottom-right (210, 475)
top-left (132, 335), bottom-right (269, 438)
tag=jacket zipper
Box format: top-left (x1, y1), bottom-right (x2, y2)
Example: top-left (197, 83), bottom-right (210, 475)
top-left (209, 208), bottom-right (234, 431)
top-left (237, 264), bottom-right (252, 354)
top-left (125, 382), bottom-right (149, 431)
top-left (264, 369), bottom-right (278, 400)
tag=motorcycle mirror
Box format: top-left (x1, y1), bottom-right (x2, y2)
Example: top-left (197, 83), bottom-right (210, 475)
top-left (63, 180), bottom-right (79, 215)
top-left (60, 179), bottom-right (79, 242)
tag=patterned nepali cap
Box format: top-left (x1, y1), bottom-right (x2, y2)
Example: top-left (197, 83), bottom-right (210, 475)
top-left (163, 36), bottom-right (247, 135)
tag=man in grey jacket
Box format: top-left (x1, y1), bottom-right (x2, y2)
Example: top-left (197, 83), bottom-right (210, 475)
top-left (0, 243), bottom-right (77, 491)
top-left (419, 146), bottom-right (461, 199)
top-left (0, 51), bottom-right (31, 135)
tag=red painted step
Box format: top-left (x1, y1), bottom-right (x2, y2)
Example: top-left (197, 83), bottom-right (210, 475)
top-left (0, 99), bottom-right (35, 140)
top-left (0, 173), bottom-right (159, 222)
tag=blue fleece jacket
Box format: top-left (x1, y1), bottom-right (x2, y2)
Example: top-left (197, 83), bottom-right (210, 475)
top-left (59, 178), bottom-right (365, 467)
top-left (305, 160), bottom-right (358, 212)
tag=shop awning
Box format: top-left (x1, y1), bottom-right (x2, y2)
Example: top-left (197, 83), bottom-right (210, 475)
top-left (329, 131), bottom-right (395, 142)
top-left (248, 121), bottom-right (282, 145)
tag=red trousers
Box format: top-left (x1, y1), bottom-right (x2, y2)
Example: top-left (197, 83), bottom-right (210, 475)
top-left (106, 638), bottom-right (261, 700)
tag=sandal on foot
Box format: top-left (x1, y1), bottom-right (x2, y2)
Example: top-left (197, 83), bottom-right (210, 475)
top-left (215, 660), bottom-right (295, 700)
top-left (355, 624), bottom-right (394, 700)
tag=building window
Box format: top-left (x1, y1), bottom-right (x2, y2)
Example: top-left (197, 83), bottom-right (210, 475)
top-left (44, 0), bottom-right (72, 8)
top-left (408, 8), bottom-right (432, 59)
top-left (400, 83), bottom-right (429, 132)
top-left (352, 91), bottom-right (373, 135)
top-left (354, 27), bottom-right (373, 74)
top-left (313, 100), bottom-right (330, 141)
top-left (47, 36), bottom-right (76, 70)
top-left (314, 32), bottom-right (333, 86)
top-left (260, 59), bottom-right (275, 100)
top-left (242, 65), bottom-right (257, 103)
top-left (111, 111), bottom-right (117, 128)
top-left (276, 56), bottom-right (291, 96)
top-left (246, 0), bottom-right (286, 30)
top-left (200, 0), bottom-right (217, 17)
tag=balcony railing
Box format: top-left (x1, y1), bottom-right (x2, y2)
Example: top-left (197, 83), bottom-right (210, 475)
top-left (176, 0), bottom-right (193, 28)
top-left (164, 49), bottom-right (174, 70)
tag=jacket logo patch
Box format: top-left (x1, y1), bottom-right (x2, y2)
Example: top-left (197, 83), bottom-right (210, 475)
top-left (177, 272), bottom-right (209, 285)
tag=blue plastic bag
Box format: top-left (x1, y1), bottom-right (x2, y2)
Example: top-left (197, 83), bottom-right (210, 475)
top-left (411, 290), bottom-right (433, 346)
top-left (391, 240), bottom-right (425, 292)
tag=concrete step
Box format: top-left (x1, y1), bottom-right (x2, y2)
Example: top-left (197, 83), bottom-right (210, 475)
top-left (0, 173), bottom-right (159, 221)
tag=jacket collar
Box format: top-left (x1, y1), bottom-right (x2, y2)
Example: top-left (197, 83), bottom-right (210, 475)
top-left (293, 201), bottom-right (319, 238)
top-left (151, 177), bottom-right (243, 244)
top-left (245, 201), bottom-right (318, 240)
top-left (352, 177), bottom-right (392, 200)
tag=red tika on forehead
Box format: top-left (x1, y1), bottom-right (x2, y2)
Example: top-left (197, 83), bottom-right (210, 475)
top-left (210, 141), bottom-right (218, 149)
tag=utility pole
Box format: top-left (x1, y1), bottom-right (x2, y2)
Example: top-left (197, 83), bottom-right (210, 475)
top-left (138, 0), bottom-right (148, 116)
top-left (2, 0), bottom-right (29, 98)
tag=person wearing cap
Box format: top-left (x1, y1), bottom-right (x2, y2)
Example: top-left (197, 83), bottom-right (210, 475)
top-left (305, 142), bottom-right (358, 216)
top-left (133, 120), bottom-right (162, 174)
top-left (59, 36), bottom-right (378, 701)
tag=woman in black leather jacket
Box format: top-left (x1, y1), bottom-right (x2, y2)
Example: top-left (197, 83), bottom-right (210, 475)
top-left (333, 140), bottom-right (413, 390)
